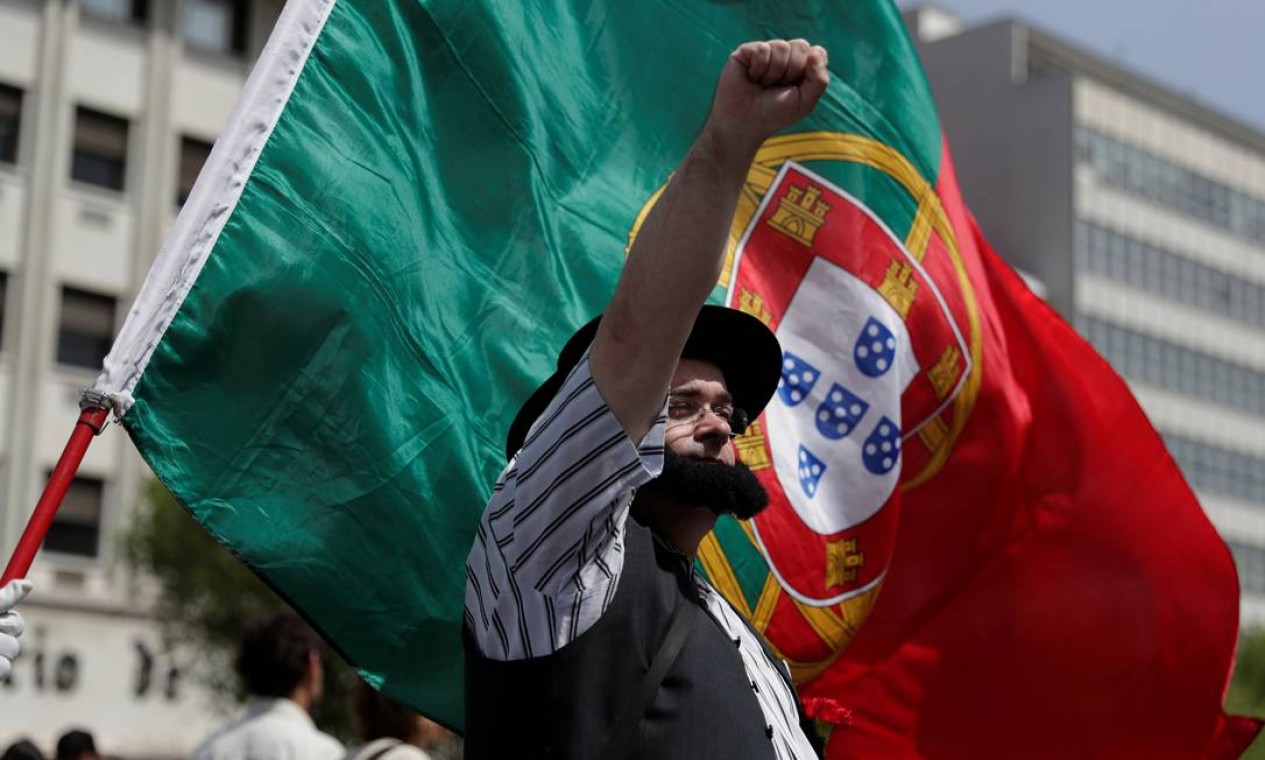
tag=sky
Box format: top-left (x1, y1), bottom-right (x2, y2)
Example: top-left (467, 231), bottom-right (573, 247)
top-left (896, 0), bottom-right (1265, 132)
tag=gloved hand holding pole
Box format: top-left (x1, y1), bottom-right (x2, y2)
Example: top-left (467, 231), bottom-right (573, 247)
top-left (0, 578), bottom-right (32, 679)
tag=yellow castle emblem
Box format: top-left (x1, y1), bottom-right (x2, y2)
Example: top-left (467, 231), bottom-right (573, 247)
top-left (768, 184), bottom-right (831, 246)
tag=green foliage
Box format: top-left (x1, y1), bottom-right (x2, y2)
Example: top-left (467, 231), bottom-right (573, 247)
top-left (123, 480), bottom-right (357, 740)
top-left (1226, 628), bottom-right (1265, 758)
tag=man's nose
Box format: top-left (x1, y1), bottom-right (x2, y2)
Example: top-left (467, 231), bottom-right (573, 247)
top-left (692, 409), bottom-right (733, 441)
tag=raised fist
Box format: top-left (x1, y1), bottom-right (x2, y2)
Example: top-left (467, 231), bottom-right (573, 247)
top-left (707, 39), bottom-right (829, 150)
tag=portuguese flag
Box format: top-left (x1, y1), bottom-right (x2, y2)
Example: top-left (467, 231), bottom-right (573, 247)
top-left (91, 0), bottom-right (1257, 754)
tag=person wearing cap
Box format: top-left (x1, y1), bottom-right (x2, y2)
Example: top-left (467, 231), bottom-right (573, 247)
top-left (463, 40), bottom-right (829, 759)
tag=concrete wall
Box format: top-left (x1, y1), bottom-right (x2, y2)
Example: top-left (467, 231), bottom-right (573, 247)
top-left (4, 602), bottom-right (220, 757)
top-left (912, 20), bottom-right (1077, 316)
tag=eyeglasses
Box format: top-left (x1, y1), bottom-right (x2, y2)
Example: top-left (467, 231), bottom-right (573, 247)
top-left (666, 394), bottom-right (750, 437)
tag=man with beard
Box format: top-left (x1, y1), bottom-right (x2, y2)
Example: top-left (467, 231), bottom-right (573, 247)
top-left (464, 39), bottom-right (828, 759)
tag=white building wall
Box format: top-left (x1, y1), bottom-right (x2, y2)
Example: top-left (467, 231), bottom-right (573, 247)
top-left (173, 56), bottom-right (249, 136)
top-left (68, 24), bottom-right (147, 115)
top-left (0, 0), bottom-right (282, 755)
top-left (1076, 78), bottom-right (1265, 198)
top-left (0, 174), bottom-right (25, 271)
top-left (4, 602), bottom-right (220, 757)
top-left (52, 190), bottom-right (136, 292)
top-left (1128, 384), bottom-right (1265, 460)
top-left (0, 3), bottom-right (40, 85)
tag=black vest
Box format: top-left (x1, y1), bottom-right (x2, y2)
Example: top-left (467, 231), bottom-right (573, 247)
top-left (464, 518), bottom-right (821, 759)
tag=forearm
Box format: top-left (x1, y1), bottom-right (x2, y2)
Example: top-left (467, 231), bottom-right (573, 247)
top-left (592, 123), bottom-right (759, 442)
top-left (588, 39), bottom-right (828, 444)
top-left (625, 124), bottom-right (759, 315)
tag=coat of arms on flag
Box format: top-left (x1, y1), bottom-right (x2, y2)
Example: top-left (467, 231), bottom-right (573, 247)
top-left (643, 132), bottom-right (985, 680)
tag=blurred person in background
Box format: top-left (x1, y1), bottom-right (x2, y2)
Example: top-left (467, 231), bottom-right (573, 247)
top-left (0, 739), bottom-right (44, 760)
top-left (343, 680), bottom-right (450, 760)
top-left (191, 610), bottom-right (343, 760)
top-left (52, 731), bottom-right (97, 760)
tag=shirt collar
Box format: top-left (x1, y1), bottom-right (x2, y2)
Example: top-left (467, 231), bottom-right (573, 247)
top-left (244, 697), bottom-right (317, 726)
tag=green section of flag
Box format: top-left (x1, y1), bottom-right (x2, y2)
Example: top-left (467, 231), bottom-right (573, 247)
top-left (123, 0), bottom-right (940, 729)
top-left (703, 515), bottom-right (772, 612)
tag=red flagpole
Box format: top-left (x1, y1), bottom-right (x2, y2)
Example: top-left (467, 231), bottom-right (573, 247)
top-left (2, 396), bottom-right (111, 585)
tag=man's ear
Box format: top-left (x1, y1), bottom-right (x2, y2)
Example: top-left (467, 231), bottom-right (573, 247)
top-left (308, 649), bottom-right (324, 694)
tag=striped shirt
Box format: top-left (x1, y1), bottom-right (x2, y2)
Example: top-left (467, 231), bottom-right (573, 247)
top-left (464, 353), bottom-right (818, 759)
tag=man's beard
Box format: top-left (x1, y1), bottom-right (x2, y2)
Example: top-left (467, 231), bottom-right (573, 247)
top-left (638, 450), bottom-right (770, 520)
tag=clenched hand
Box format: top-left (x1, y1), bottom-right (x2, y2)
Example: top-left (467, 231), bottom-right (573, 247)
top-left (707, 39), bottom-right (830, 152)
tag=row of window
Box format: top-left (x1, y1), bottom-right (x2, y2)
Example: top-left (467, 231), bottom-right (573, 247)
top-left (1228, 541), bottom-right (1265, 596)
top-left (45, 476), bottom-right (105, 558)
top-left (0, 273), bottom-right (117, 370)
top-left (1164, 433), bottom-right (1265, 505)
top-left (1078, 316), bottom-right (1265, 418)
top-left (1076, 127), bottom-right (1265, 247)
top-left (0, 84), bottom-right (212, 201)
top-left (82, 0), bottom-right (251, 56)
top-left (1076, 221), bottom-right (1265, 329)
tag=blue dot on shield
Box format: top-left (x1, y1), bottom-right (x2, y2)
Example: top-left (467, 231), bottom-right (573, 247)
top-left (854, 317), bottom-right (897, 378)
top-left (861, 416), bottom-right (902, 475)
top-left (814, 383), bottom-right (869, 440)
top-left (779, 351), bottom-right (821, 408)
top-left (797, 445), bottom-right (827, 498)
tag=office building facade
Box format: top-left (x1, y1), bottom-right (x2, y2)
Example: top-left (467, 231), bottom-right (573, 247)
top-left (907, 7), bottom-right (1265, 621)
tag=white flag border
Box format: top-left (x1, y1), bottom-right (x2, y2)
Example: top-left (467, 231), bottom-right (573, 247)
top-left (92, 0), bottom-right (338, 417)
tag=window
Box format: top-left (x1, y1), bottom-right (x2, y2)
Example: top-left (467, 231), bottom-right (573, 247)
top-left (0, 84), bottom-right (20, 165)
top-left (56, 287), bottom-right (116, 370)
top-left (1164, 433), bottom-right (1265, 503)
top-left (180, 0), bottom-right (248, 54)
top-left (1076, 127), bottom-right (1265, 247)
top-left (1077, 220), bottom-right (1265, 330)
top-left (79, 0), bottom-right (148, 24)
top-left (44, 476), bottom-right (104, 558)
top-left (71, 107), bottom-right (129, 191)
top-left (1079, 316), bottom-right (1265, 417)
top-left (1228, 542), bottom-right (1265, 595)
top-left (177, 136), bottom-right (213, 205)
top-left (0, 272), bottom-right (6, 353)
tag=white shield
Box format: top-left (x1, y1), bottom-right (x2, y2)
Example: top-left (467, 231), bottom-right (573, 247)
top-left (764, 256), bottom-right (919, 536)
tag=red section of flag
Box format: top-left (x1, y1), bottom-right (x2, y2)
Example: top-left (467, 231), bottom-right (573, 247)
top-left (803, 142), bottom-right (1260, 758)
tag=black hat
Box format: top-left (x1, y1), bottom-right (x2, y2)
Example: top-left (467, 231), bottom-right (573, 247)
top-left (505, 305), bottom-right (783, 459)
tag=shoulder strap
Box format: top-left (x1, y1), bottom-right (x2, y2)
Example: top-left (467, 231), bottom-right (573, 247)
top-left (598, 597), bottom-right (701, 760)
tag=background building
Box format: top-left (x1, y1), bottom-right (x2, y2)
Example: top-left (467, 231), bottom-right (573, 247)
top-left (905, 6), bottom-right (1265, 621)
top-left (0, 0), bottom-right (281, 755)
